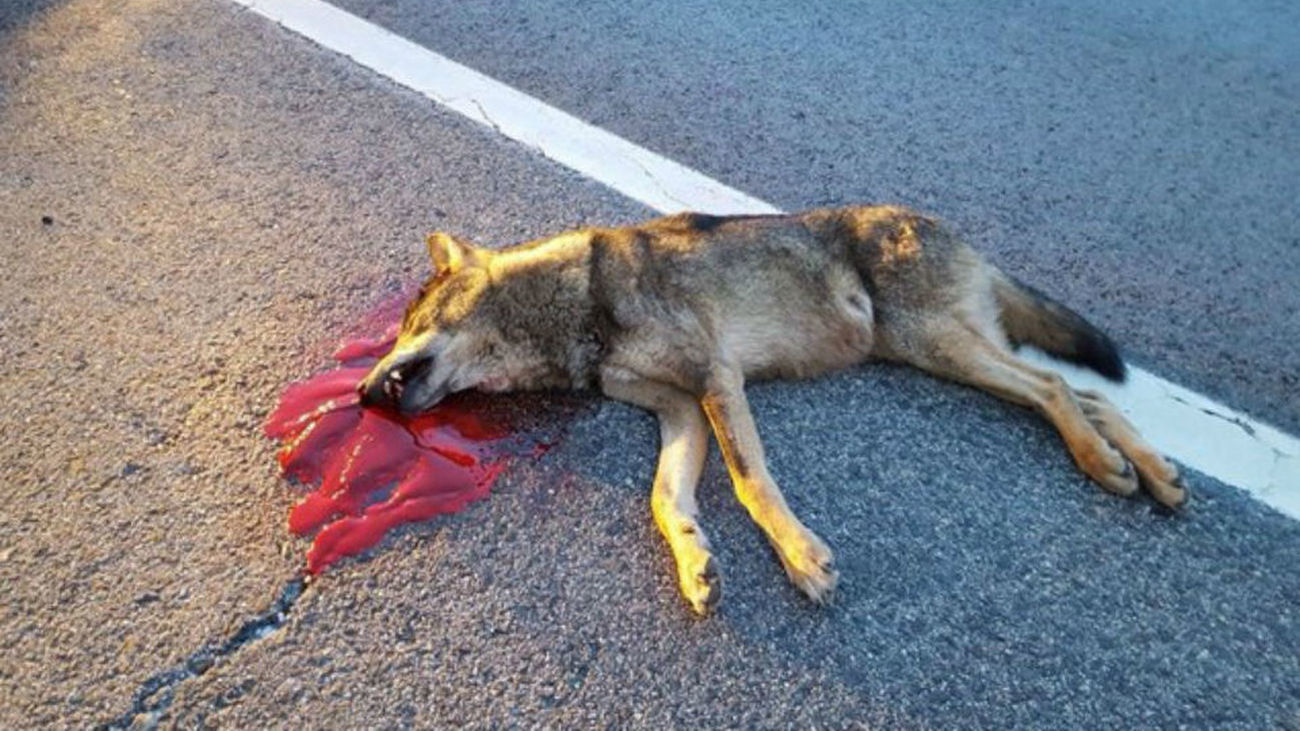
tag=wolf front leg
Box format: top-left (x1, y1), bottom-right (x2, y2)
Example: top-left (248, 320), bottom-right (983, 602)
top-left (600, 367), bottom-right (721, 615)
top-left (700, 365), bottom-right (838, 604)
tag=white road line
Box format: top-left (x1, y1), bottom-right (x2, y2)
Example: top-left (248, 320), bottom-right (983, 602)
top-left (1021, 350), bottom-right (1300, 518)
top-left (233, 0), bottom-right (778, 217)
top-left (231, 0), bottom-right (1300, 518)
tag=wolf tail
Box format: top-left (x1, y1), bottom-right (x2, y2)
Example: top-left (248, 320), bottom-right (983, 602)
top-left (992, 273), bottom-right (1126, 382)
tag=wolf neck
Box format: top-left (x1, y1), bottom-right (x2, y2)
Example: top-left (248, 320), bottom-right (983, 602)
top-left (490, 231), bottom-right (605, 390)
top-left (495, 230), bottom-right (593, 270)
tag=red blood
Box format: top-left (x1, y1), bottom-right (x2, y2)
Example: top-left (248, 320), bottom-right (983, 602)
top-left (264, 303), bottom-right (545, 575)
top-left (331, 321), bottom-right (401, 362)
top-left (276, 407), bottom-right (362, 485)
top-left (265, 367), bottom-right (366, 440)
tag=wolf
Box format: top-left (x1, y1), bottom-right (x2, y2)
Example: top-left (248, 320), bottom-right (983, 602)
top-left (358, 205), bottom-right (1188, 615)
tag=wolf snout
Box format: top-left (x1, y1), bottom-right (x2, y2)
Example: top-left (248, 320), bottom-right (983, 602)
top-left (357, 370), bottom-right (391, 409)
top-left (357, 356), bottom-right (433, 410)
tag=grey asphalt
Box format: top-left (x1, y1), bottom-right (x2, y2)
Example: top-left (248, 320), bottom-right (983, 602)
top-left (1, 0), bottom-right (1299, 729)
top-left (332, 0), bottom-right (1300, 435)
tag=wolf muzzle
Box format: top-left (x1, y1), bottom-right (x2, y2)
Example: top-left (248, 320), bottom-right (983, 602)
top-left (357, 355), bottom-right (435, 412)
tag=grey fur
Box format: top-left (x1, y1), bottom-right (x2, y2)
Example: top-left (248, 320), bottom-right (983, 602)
top-left (358, 205), bottom-right (1187, 614)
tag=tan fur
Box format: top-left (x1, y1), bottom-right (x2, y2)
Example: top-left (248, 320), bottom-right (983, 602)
top-left (358, 205), bottom-right (1188, 615)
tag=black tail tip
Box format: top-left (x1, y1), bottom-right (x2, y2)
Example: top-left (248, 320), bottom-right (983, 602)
top-left (1075, 331), bottom-right (1127, 383)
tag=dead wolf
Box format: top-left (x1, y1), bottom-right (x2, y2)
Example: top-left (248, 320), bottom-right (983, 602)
top-left (358, 205), bottom-right (1188, 614)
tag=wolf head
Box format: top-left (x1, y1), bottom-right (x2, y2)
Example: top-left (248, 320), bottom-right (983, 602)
top-left (358, 232), bottom-right (596, 414)
top-left (359, 233), bottom-right (529, 413)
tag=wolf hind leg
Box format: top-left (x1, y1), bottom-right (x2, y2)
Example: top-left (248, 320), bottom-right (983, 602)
top-left (899, 322), bottom-right (1140, 498)
top-left (600, 367), bottom-right (720, 615)
top-left (1073, 389), bottom-right (1189, 508)
top-left (700, 364), bottom-right (838, 604)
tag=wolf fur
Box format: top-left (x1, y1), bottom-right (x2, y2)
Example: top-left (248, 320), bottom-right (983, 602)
top-left (359, 205), bottom-right (1187, 614)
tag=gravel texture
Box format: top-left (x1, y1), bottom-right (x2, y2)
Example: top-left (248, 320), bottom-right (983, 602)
top-left (0, 0), bottom-right (633, 725)
top-left (2, 0), bottom-right (1298, 728)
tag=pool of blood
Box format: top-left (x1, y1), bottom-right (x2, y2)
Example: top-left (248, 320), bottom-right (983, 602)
top-left (265, 303), bottom-right (566, 574)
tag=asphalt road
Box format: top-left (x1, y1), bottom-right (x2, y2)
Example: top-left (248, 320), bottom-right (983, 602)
top-left (1, 0), bottom-right (1298, 728)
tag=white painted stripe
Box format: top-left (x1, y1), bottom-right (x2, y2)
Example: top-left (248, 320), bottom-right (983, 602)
top-left (231, 0), bottom-right (1300, 518)
top-left (1021, 351), bottom-right (1300, 517)
top-left (232, 0), bottom-right (779, 217)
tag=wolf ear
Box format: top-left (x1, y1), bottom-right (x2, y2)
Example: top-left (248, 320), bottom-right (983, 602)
top-left (426, 232), bottom-right (483, 276)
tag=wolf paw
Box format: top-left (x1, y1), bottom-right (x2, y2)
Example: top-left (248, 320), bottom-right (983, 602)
top-left (776, 531), bottom-right (838, 605)
top-left (1125, 452), bottom-right (1189, 510)
top-left (1149, 473), bottom-right (1191, 511)
top-left (1084, 448), bottom-right (1140, 497)
top-left (679, 555), bottom-right (722, 616)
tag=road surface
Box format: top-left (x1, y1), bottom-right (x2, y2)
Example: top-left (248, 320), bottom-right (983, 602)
top-left (1, 0), bottom-right (1298, 727)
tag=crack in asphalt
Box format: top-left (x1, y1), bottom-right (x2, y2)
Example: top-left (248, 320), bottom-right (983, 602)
top-left (1166, 392), bottom-right (1259, 439)
top-left (98, 576), bottom-right (307, 730)
top-left (470, 98), bottom-right (505, 138)
top-left (1198, 406), bottom-right (1259, 438)
top-left (626, 153), bottom-right (693, 211)
top-left (467, 94), bottom-right (691, 212)
top-left (1263, 448), bottom-right (1298, 496)
top-left (469, 98), bottom-right (554, 165)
